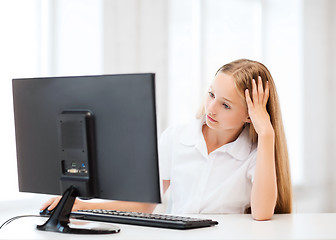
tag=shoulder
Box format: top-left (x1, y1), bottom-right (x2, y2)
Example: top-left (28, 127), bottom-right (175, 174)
top-left (226, 126), bottom-right (257, 162)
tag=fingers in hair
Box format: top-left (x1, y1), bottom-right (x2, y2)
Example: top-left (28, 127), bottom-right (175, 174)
top-left (251, 79), bottom-right (259, 104)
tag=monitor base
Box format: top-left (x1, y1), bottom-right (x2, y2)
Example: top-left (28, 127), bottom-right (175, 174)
top-left (37, 186), bottom-right (120, 234)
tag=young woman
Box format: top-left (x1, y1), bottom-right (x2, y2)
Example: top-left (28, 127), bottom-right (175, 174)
top-left (41, 59), bottom-right (292, 220)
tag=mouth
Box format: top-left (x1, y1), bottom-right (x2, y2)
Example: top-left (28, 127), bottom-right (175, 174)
top-left (207, 115), bottom-right (217, 123)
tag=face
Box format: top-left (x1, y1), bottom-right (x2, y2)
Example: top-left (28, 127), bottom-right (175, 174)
top-left (204, 72), bottom-right (250, 132)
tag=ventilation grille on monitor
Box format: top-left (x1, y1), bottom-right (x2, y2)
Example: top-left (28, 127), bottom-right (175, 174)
top-left (60, 120), bottom-right (84, 150)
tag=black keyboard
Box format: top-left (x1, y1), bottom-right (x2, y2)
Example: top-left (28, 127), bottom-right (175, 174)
top-left (71, 210), bottom-right (218, 230)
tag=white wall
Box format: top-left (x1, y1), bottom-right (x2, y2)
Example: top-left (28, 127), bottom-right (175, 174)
top-left (332, 0), bottom-right (336, 213)
top-left (1, 0), bottom-right (336, 213)
top-left (52, 0), bottom-right (104, 76)
top-left (262, 0), bottom-right (304, 184)
top-left (0, 0), bottom-right (41, 198)
top-left (103, 0), bottom-right (169, 133)
top-left (295, 0), bottom-right (336, 212)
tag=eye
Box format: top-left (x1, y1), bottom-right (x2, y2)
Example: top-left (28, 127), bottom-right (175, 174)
top-left (208, 91), bottom-right (215, 98)
top-left (223, 103), bottom-right (231, 109)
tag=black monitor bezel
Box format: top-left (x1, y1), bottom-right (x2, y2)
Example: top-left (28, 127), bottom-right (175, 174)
top-left (12, 73), bottom-right (161, 204)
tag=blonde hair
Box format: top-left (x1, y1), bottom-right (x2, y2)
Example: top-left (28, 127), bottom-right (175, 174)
top-left (197, 59), bottom-right (292, 214)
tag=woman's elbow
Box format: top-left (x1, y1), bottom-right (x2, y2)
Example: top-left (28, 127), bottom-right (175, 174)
top-left (251, 209), bottom-right (274, 221)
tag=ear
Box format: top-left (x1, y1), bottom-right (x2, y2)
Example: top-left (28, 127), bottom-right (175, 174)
top-left (245, 116), bottom-right (252, 124)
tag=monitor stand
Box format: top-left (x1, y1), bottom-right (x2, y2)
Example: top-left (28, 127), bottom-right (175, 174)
top-left (36, 186), bottom-right (120, 234)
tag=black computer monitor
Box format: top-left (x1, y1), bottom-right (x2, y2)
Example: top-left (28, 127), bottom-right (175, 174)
top-left (12, 73), bottom-right (161, 234)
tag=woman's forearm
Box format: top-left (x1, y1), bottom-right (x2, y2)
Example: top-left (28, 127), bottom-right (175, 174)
top-left (250, 131), bottom-right (277, 220)
top-left (78, 200), bottom-right (157, 213)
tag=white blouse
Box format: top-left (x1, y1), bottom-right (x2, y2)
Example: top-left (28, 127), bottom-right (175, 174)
top-left (158, 119), bottom-right (257, 214)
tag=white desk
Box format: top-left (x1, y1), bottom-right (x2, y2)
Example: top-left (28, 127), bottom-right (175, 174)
top-left (0, 195), bottom-right (335, 239)
top-left (1, 212), bottom-right (336, 239)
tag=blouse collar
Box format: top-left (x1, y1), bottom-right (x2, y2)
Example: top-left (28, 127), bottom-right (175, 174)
top-left (179, 118), bottom-right (253, 161)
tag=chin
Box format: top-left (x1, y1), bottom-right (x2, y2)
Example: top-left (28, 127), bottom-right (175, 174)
top-left (205, 120), bottom-right (218, 129)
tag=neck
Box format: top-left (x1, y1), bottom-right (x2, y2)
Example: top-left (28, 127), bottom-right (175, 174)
top-left (202, 125), bottom-right (244, 154)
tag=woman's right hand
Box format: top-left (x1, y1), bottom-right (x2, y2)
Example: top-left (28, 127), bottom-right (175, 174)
top-left (40, 196), bottom-right (88, 212)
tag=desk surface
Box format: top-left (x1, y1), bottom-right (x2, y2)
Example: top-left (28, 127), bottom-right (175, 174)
top-left (1, 212), bottom-right (336, 239)
top-left (0, 195), bottom-right (335, 240)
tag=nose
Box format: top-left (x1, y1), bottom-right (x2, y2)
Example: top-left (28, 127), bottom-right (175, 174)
top-left (207, 99), bottom-right (218, 115)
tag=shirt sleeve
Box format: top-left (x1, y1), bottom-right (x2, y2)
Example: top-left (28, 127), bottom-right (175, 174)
top-left (246, 148), bottom-right (258, 183)
top-left (158, 127), bottom-right (174, 180)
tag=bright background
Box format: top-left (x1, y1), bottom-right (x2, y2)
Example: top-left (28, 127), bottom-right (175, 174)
top-left (0, 0), bottom-right (336, 213)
